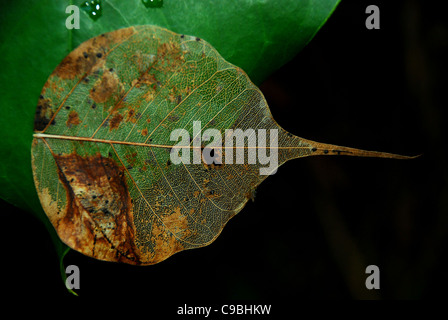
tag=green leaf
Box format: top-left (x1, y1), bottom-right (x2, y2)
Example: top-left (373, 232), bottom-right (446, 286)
top-left (0, 0), bottom-right (340, 265)
top-left (31, 26), bottom-right (412, 265)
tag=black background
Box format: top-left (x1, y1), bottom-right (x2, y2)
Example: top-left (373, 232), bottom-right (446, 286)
top-left (2, 0), bottom-right (447, 305)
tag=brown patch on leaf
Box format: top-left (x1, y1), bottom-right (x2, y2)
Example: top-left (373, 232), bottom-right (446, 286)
top-left (131, 51), bottom-right (153, 74)
top-left (52, 52), bottom-right (97, 80)
top-left (205, 189), bottom-right (219, 200)
top-left (141, 128), bottom-right (148, 136)
top-left (114, 100), bottom-right (127, 110)
top-left (146, 206), bottom-right (188, 263)
top-left (109, 113), bottom-right (123, 130)
top-left (39, 187), bottom-right (61, 218)
top-left (49, 152), bottom-right (141, 264)
top-left (148, 219), bottom-right (184, 264)
top-left (125, 152), bottom-right (138, 166)
top-left (90, 70), bottom-right (119, 104)
top-left (143, 90), bottom-right (155, 102)
top-left (66, 110), bottom-right (81, 127)
top-left (125, 108), bottom-right (137, 123)
top-left (168, 94), bottom-right (176, 103)
top-left (140, 73), bottom-right (157, 86)
top-left (34, 97), bottom-right (54, 131)
top-left (52, 27), bottom-right (136, 80)
top-left (161, 207), bottom-right (188, 235)
top-left (156, 41), bottom-right (184, 71)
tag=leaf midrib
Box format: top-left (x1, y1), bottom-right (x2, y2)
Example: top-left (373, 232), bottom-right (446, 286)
top-left (33, 133), bottom-right (313, 150)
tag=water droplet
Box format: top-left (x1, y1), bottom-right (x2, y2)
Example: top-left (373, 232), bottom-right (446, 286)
top-left (142, 0), bottom-right (163, 8)
top-left (81, 0), bottom-right (102, 21)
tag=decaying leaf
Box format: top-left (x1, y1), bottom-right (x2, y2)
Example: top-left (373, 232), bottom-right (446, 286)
top-left (31, 25), bottom-right (413, 265)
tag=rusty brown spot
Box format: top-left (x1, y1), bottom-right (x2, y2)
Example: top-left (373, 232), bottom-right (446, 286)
top-left (34, 97), bottom-right (54, 131)
top-left (109, 113), bottom-right (123, 130)
top-left (49, 152), bottom-right (141, 264)
top-left (203, 162), bottom-right (224, 171)
top-left (126, 108), bottom-right (136, 123)
top-left (161, 207), bottom-right (189, 236)
top-left (141, 206), bottom-right (189, 263)
top-left (131, 51), bottom-right (152, 74)
top-left (143, 90), bottom-right (155, 102)
top-left (149, 219), bottom-right (184, 263)
top-left (140, 73), bottom-right (157, 86)
top-left (131, 79), bottom-right (139, 87)
top-left (168, 114), bottom-right (180, 122)
top-left (206, 189), bottom-right (218, 199)
top-left (114, 100), bottom-right (127, 110)
top-left (52, 27), bottom-right (136, 80)
top-left (66, 110), bottom-right (81, 127)
top-left (52, 53), bottom-right (96, 80)
top-left (125, 152), bottom-right (138, 166)
top-left (141, 128), bottom-right (148, 136)
top-left (90, 70), bottom-right (119, 104)
top-left (156, 41), bottom-right (183, 71)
